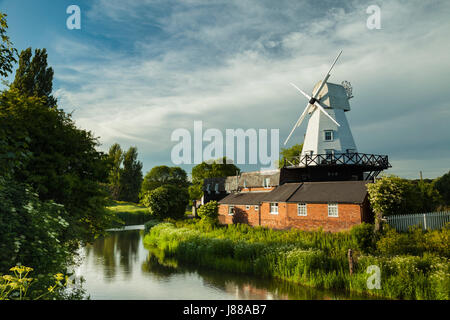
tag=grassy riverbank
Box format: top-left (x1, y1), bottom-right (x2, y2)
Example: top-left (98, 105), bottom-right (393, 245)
top-left (107, 201), bottom-right (151, 226)
top-left (143, 220), bottom-right (449, 300)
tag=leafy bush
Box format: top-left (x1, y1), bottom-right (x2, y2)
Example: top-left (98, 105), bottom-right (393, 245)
top-left (142, 185), bottom-right (189, 220)
top-left (0, 88), bottom-right (112, 243)
top-left (0, 177), bottom-right (71, 275)
top-left (368, 175), bottom-right (443, 218)
top-left (376, 225), bottom-right (450, 257)
top-left (350, 223), bottom-right (376, 253)
top-left (434, 170), bottom-right (450, 206)
top-left (197, 201), bottom-right (219, 225)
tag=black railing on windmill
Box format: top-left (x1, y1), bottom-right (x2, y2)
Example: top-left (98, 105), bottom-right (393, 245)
top-left (283, 152), bottom-right (391, 169)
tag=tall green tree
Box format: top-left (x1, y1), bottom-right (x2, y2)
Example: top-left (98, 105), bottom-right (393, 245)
top-left (0, 89), bottom-right (112, 242)
top-left (434, 170), bottom-right (450, 206)
top-left (0, 13), bottom-right (17, 78)
top-left (107, 143), bottom-right (123, 200)
top-left (119, 146), bottom-right (143, 203)
top-left (0, 12), bottom-right (23, 175)
top-left (416, 179), bottom-right (442, 211)
top-left (142, 184), bottom-right (189, 220)
top-left (141, 165), bottom-right (188, 196)
top-left (10, 48), bottom-right (56, 107)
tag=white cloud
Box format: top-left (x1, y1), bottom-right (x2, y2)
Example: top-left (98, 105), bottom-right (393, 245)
top-left (52, 0), bottom-right (450, 177)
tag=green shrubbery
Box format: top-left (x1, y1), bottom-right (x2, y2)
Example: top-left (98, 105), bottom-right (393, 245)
top-left (376, 224), bottom-right (449, 257)
top-left (197, 201), bottom-right (219, 226)
top-left (350, 223), bottom-right (376, 254)
top-left (142, 184), bottom-right (189, 220)
top-left (143, 220), bottom-right (450, 299)
top-left (0, 177), bottom-right (70, 274)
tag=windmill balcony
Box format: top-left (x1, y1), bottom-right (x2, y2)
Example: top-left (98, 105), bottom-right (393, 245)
top-left (284, 152), bottom-right (391, 170)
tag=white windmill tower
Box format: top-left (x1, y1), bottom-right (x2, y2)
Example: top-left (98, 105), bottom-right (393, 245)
top-left (284, 51), bottom-right (358, 164)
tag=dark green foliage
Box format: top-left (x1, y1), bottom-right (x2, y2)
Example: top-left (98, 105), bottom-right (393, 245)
top-left (0, 89), bottom-right (113, 243)
top-left (415, 180), bottom-right (442, 211)
top-left (0, 115), bottom-right (32, 175)
top-left (119, 146), bottom-right (143, 202)
top-left (0, 13), bottom-right (17, 78)
top-left (350, 223), bottom-right (376, 253)
top-left (10, 48), bottom-right (56, 108)
top-left (434, 170), bottom-right (450, 206)
top-left (105, 143), bottom-right (144, 202)
top-left (0, 177), bottom-right (71, 274)
top-left (107, 143), bottom-right (123, 200)
top-left (141, 165), bottom-right (188, 197)
top-left (142, 185), bottom-right (189, 219)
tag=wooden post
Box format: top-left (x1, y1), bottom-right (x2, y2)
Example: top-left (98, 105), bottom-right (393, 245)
top-left (348, 249), bottom-right (354, 276)
top-left (423, 213), bottom-right (427, 230)
top-left (192, 200), bottom-right (198, 218)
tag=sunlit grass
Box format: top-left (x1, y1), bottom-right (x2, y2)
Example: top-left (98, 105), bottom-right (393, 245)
top-left (106, 201), bottom-right (150, 226)
top-left (143, 221), bottom-right (450, 300)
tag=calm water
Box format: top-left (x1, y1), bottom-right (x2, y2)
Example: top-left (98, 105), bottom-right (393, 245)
top-left (73, 226), bottom-right (373, 300)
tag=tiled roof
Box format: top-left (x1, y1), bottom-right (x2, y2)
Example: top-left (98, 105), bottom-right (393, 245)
top-left (260, 183), bottom-right (302, 202)
top-left (218, 181), bottom-right (370, 205)
top-left (218, 191), bottom-right (270, 205)
top-left (287, 181), bottom-right (369, 204)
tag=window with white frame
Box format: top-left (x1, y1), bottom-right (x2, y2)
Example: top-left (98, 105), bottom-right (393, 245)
top-left (228, 205), bottom-right (234, 215)
top-left (246, 205), bottom-right (251, 210)
top-left (324, 130), bottom-right (334, 141)
top-left (297, 203), bottom-right (307, 216)
top-left (270, 202), bottom-right (278, 214)
top-left (254, 205), bottom-right (259, 211)
top-left (328, 203), bottom-right (338, 217)
top-left (264, 178), bottom-right (270, 189)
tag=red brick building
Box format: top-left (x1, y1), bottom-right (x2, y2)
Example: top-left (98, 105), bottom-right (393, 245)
top-left (216, 180), bottom-right (373, 232)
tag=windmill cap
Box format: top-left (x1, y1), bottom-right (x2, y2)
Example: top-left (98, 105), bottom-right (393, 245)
top-left (313, 81), bottom-right (351, 111)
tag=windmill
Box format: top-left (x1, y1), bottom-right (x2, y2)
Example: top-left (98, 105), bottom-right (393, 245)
top-left (284, 50), bottom-right (358, 163)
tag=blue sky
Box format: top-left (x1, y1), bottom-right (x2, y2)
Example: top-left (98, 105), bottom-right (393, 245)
top-left (1, 0), bottom-right (449, 179)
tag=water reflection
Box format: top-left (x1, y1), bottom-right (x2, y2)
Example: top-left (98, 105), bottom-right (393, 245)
top-left (77, 228), bottom-right (375, 300)
top-left (85, 230), bottom-right (141, 281)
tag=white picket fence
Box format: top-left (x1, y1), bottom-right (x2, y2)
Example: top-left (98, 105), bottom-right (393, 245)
top-left (386, 211), bottom-right (450, 232)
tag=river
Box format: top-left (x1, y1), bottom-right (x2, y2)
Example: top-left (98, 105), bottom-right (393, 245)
top-left (73, 226), bottom-right (375, 300)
